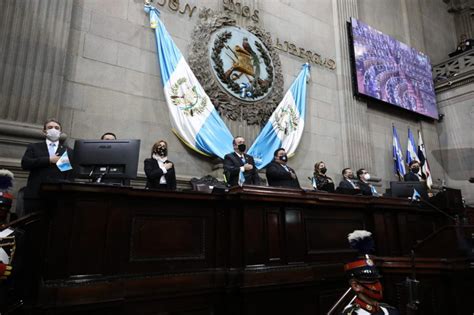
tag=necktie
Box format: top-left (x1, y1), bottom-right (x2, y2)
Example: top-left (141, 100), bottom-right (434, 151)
top-left (282, 165), bottom-right (290, 172)
top-left (49, 143), bottom-right (57, 157)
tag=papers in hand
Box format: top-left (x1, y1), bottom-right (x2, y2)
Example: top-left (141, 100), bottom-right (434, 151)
top-left (56, 151), bottom-right (72, 172)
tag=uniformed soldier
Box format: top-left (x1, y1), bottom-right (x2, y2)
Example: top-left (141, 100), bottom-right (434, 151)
top-left (0, 169), bottom-right (24, 313)
top-left (341, 230), bottom-right (399, 315)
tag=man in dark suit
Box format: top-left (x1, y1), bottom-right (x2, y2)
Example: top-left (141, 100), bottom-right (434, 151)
top-left (223, 136), bottom-right (260, 187)
top-left (404, 160), bottom-right (421, 182)
top-left (337, 168), bottom-right (359, 190)
top-left (21, 119), bottom-right (74, 213)
top-left (356, 168), bottom-right (378, 196)
top-left (266, 148), bottom-right (300, 189)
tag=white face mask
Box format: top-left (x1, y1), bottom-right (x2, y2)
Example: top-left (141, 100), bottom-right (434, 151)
top-left (363, 173), bottom-right (371, 181)
top-left (46, 129), bottom-right (61, 141)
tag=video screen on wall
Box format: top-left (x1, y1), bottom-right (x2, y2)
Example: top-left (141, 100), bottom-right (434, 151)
top-left (349, 17), bottom-right (438, 119)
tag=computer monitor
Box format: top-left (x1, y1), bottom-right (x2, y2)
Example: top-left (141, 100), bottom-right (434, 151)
top-left (73, 139), bottom-right (140, 180)
top-left (390, 181), bottom-right (428, 199)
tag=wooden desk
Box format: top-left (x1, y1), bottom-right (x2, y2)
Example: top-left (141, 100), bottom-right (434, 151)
top-left (29, 183), bottom-right (472, 314)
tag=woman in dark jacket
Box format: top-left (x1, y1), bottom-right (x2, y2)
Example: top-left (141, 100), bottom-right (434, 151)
top-left (144, 140), bottom-right (177, 190)
top-left (312, 161), bottom-right (335, 192)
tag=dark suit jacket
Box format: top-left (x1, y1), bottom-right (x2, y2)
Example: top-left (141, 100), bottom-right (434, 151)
top-left (266, 161), bottom-right (300, 189)
top-left (223, 152), bottom-right (260, 187)
top-left (337, 179), bottom-right (357, 190)
top-left (404, 172), bottom-right (420, 182)
top-left (357, 180), bottom-right (374, 196)
top-left (21, 141), bottom-right (74, 199)
top-left (313, 174), bottom-right (335, 192)
top-left (144, 158), bottom-right (177, 190)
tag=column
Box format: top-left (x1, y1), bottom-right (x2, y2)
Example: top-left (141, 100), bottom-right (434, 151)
top-left (334, 0), bottom-right (375, 171)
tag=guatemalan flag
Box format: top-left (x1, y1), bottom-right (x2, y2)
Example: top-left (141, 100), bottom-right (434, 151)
top-left (247, 64), bottom-right (311, 169)
top-left (145, 5), bottom-right (233, 159)
top-left (392, 125), bottom-right (406, 177)
top-left (406, 128), bottom-right (419, 165)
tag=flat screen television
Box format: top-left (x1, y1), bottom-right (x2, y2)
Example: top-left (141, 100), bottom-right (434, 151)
top-left (348, 17), bottom-right (438, 120)
top-left (73, 139), bottom-right (140, 181)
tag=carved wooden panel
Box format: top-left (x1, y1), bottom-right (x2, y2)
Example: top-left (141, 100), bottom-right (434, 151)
top-left (305, 217), bottom-right (364, 254)
top-left (266, 210), bottom-right (282, 262)
top-left (244, 207), bottom-right (265, 265)
top-left (68, 201), bottom-right (110, 275)
top-left (130, 216), bottom-right (206, 261)
top-left (284, 208), bottom-right (305, 263)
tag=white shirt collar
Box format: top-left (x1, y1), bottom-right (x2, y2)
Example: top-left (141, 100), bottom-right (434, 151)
top-left (46, 139), bottom-right (59, 146)
top-left (152, 154), bottom-right (167, 163)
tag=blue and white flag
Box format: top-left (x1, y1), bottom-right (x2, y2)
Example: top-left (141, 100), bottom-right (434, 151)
top-left (145, 5), bottom-right (233, 159)
top-left (406, 128), bottom-right (419, 165)
top-left (247, 64), bottom-right (311, 169)
top-left (392, 125), bottom-right (406, 177)
top-left (56, 151), bottom-right (72, 172)
top-left (412, 188), bottom-right (421, 201)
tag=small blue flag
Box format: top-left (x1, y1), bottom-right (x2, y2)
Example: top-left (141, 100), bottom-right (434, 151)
top-left (412, 189), bottom-right (421, 201)
top-left (238, 169), bottom-right (245, 187)
top-left (56, 151), bottom-right (72, 172)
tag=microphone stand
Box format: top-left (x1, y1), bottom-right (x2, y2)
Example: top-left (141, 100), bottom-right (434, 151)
top-left (411, 197), bottom-right (457, 223)
top-left (405, 250), bottom-right (420, 314)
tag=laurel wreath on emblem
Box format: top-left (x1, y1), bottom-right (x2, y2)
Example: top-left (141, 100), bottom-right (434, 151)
top-left (170, 77), bottom-right (207, 117)
top-left (188, 9), bottom-right (284, 126)
top-left (211, 31), bottom-right (274, 99)
top-left (273, 105), bottom-right (299, 135)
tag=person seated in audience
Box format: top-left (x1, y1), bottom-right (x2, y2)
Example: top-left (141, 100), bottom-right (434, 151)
top-left (356, 168), bottom-right (378, 196)
top-left (266, 148), bottom-right (300, 189)
top-left (337, 168), bottom-right (359, 190)
top-left (404, 160), bottom-right (421, 182)
top-left (144, 140), bottom-right (176, 190)
top-left (456, 33), bottom-right (473, 53)
top-left (21, 119), bottom-right (74, 213)
top-left (312, 161), bottom-right (335, 192)
top-left (100, 132), bottom-right (117, 140)
top-left (223, 136), bottom-right (260, 187)
top-left (449, 33), bottom-right (473, 57)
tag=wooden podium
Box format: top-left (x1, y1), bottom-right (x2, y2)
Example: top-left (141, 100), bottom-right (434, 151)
top-left (24, 183), bottom-right (473, 314)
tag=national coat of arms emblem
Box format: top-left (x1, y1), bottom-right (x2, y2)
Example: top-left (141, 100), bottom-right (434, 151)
top-left (272, 104), bottom-right (299, 135)
top-left (170, 78), bottom-right (207, 116)
top-left (210, 26), bottom-right (274, 102)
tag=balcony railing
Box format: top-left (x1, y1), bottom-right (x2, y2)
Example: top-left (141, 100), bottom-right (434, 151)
top-left (432, 50), bottom-right (474, 91)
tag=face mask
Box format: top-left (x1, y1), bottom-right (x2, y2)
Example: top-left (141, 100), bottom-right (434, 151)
top-left (320, 167), bottom-right (327, 174)
top-left (157, 147), bottom-right (167, 157)
top-left (363, 173), bottom-right (371, 181)
top-left (280, 155), bottom-right (288, 162)
top-left (237, 144), bottom-right (246, 153)
top-left (412, 167), bottom-right (420, 173)
top-left (359, 281), bottom-right (383, 301)
top-left (46, 129), bottom-right (61, 141)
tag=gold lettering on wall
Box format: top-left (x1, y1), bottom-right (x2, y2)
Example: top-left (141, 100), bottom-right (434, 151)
top-left (153, 0), bottom-right (197, 18)
top-left (223, 0), bottom-right (260, 22)
top-left (274, 38), bottom-right (336, 70)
